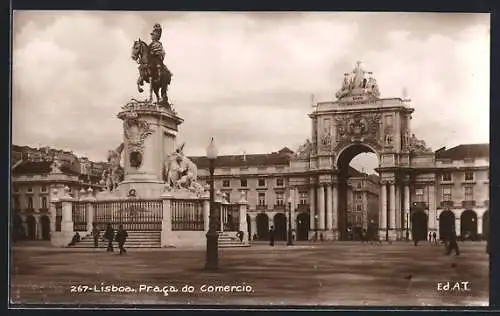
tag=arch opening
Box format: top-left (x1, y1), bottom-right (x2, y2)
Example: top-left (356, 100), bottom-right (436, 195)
top-left (411, 209), bottom-right (428, 241)
top-left (460, 209), bottom-right (478, 241)
top-left (296, 212), bottom-right (310, 241)
top-left (336, 143), bottom-right (379, 241)
top-left (26, 215), bottom-right (36, 241)
top-left (273, 213), bottom-right (287, 241)
top-left (41, 215), bottom-right (50, 240)
top-left (256, 213), bottom-right (269, 240)
top-left (439, 210), bottom-right (455, 241)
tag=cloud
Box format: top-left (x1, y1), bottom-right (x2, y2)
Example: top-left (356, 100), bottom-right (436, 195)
top-left (12, 11), bottom-right (490, 174)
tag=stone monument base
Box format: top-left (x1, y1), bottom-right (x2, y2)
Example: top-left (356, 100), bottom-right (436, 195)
top-left (96, 180), bottom-right (166, 200)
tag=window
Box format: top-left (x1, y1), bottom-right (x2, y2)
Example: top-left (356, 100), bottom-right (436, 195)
top-left (442, 172), bottom-right (452, 182)
top-left (464, 171), bottom-right (474, 181)
top-left (276, 192), bottom-right (284, 206)
top-left (299, 192), bottom-right (308, 205)
top-left (41, 196), bottom-right (47, 209)
top-left (41, 186), bottom-right (47, 192)
top-left (27, 196), bottom-right (33, 209)
top-left (222, 179), bottom-right (230, 188)
top-left (276, 178), bottom-right (284, 186)
top-left (258, 178), bottom-right (266, 187)
top-left (27, 187), bottom-right (33, 193)
top-left (13, 186), bottom-right (19, 193)
top-left (465, 186), bottom-right (474, 201)
top-left (356, 204), bottom-right (363, 212)
top-left (415, 188), bottom-right (424, 202)
top-left (258, 193), bottom-right (266, 206)
top-left (240, 179), bottom-right (247, 187)
top-left (442, 187), bottom-right (452, 201)
top-left (355, 192), bottom-right (363, 201)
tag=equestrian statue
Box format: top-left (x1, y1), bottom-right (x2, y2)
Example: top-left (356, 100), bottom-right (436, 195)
top-left (131, 23), bottom-right (173, 107)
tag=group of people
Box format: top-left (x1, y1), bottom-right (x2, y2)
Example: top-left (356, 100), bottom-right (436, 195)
top-left (68, 223), bottom-right (128, 255)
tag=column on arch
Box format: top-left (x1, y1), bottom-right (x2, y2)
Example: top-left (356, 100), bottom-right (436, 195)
top-left (326, 185), bottom-right (333, 230)
top-left (388, 182), bottom-right (396, 239)
top-left (332, 184), bottom-right (339, 235)
top-left (309, 185), bottom-right (316, 231)
top-left (395, 184), bottom-right (401, 239)
top-left (403, 184), bottom-right (411, 239)
top-left (318, 185), bottom-right (325, 230)
top-left (379, 182), bottom-right (387, 238)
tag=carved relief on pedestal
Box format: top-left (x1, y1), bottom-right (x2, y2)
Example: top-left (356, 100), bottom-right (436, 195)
top-left (123, 115), bottom-right (154, 168)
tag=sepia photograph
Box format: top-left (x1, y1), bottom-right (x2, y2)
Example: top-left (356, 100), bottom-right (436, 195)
top-left (10, 11), bottom-right (490, 307)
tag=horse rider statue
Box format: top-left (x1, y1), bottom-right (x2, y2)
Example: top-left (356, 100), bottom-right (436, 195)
top-left (131, 23), bottom-right (173, 106)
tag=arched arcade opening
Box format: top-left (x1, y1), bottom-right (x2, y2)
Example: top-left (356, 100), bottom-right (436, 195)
top-left (296, 212), bottom-right (310, 241)
top-left (460, 209), bottom-right (478, 241)
top-left (256, 213), bottom-right (269, 240)
top-left (273, 213), bottom-right (287, 241)
top-left (439, 210), bottom-right (455, 241)
top-left (336, 144), bottom-right (379, 241)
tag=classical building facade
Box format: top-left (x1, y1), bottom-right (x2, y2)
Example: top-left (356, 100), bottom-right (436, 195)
top-left (191, 151), bottom-right (379, 241)
top-left (11, 62), bottom-right (489, 243)
top-left (11, 145), bottom-right (107, 241)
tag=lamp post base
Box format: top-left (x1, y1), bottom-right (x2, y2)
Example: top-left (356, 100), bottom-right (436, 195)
top-left (287, 232), bottom-right (293, 246)
top-left (205, 232), bottom-right (219, 271)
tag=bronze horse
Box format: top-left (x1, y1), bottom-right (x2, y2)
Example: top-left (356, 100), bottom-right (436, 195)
top-left (131, 39), bottom-right (172, 105)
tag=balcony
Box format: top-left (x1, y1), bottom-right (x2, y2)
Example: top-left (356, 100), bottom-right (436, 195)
top-left (440, 200), bottom-right (454, 208)
top-left (256, 204), bottom-right (268, 211)
top-left (274, 203), bottom-right (286, 211)
top-left (462, 200), bottom-right (476, 208)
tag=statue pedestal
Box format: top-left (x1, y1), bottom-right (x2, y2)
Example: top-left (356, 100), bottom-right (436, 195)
top-left (116, 100), bottom-right (184, 198)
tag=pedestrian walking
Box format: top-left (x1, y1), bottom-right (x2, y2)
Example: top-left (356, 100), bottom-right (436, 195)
top-left (115, 224), bottom-right (128, 255)
top-left (445, 229), bottom-right (460, 256)
top-left (104, 223), bottom-right (115, 252)
top-left (269, 226), bottom-right (275, 246)
top-left (432, 232), bottom-right (437, 245)
top-left (68, 232), bottom-right (81, 247)
top-left (237, 230), bottom-right (244, 243)
top-left (92, 223), bottom-right (100, 248)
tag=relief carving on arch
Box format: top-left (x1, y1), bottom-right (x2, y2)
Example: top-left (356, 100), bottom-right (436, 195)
top-left (334, 113), bottom-right (382, 152)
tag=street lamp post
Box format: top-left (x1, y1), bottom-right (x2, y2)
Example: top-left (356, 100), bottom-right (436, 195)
top-left (287, 197), bottom-right (293, 246)
top-left (205, 137), bottom-right (218, 271)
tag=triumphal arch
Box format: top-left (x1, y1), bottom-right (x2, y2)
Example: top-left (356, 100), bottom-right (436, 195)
top-left (289, 61), bottom-right (434, 241)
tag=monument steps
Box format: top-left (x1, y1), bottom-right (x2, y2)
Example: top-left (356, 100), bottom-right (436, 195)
top-left (72, 231), bottom-right (161, 248)
top-left (218, 232), bottom-right (250, 248)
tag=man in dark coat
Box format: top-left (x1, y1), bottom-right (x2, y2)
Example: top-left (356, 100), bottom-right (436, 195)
top-left (104, 223), bottom-right (115, 252)
top-left (269, 226), bottom-right (275, 246)
top-left (92, 223), bottom-right (100, 248)
top-left (115, 224), bottom-right (128, 255)
top-left (446, 229), bottom-right (460, 256)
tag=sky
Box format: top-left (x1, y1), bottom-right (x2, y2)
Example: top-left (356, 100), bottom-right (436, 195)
top-left (12, 11), bottom-right (490, 173)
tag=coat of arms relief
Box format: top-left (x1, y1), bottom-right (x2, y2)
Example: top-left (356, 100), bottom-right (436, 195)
top-left (334, 113), bottom-right (382, 151)
top-left (123, 115), bottom-right (154, 168)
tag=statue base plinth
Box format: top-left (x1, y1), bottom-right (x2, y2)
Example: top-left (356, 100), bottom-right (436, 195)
top-left (118, 180), bottom-right (165, 198)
